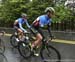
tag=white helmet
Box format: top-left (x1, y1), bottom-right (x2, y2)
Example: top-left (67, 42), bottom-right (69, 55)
top-left (21, 13), bottom-right (27, 17)
top-left (45, 7), bottom-right (55, 14)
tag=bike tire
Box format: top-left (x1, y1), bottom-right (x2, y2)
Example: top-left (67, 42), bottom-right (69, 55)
top-left (10, 35), bottom-right (18, 48)
top-left (40, 44), bottom-right (61, 62)
top-left (18, 41), bottom-right (31, 59)
top-left (0, 39), bottom-right (5, 54)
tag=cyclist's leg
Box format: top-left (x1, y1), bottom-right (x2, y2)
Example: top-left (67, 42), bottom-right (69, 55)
top-left (30, 27), bottom-right (43, 49)
top-left (17, 29), bottom-right (24, 41)
top-left (36, 27), bottom-right (45, 47)
top-left (14, 26), bottom-right (24, 40)
top-left (32, 33), bottom-right (42, 48)
top-left (30, 27), bottom-right (43, 56)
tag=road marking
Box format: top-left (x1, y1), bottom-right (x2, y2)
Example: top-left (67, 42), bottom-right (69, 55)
top-left (5, 33), bottom-right (12, 36)
top-left (4, 33), bottom-right (75, 44)
top-left (52, 39), bottom-right (75, 45)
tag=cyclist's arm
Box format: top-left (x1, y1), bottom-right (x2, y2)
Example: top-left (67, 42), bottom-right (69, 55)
top-left (47, 23), bottom-right (52, 37)
top-left (47, 19), bottom-right (52, 37)
top-left (25, 20), bottom-right (30, 28)
top-left (19, 23), bottom-right (27, 32)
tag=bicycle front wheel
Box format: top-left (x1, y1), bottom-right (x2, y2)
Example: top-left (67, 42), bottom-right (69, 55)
top-left (10, 35), bottom-right (18, 48)
top-left (18, 41), bottom-right (31, 58)
top-left (40, 44), bottom-right (61, 62)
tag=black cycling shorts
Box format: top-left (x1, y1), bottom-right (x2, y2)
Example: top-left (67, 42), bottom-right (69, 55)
top-left (30, 25), bottom-right (44, 38)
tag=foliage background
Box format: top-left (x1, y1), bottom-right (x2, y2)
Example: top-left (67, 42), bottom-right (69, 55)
top-left (0, 0), bottom-right (75, 30)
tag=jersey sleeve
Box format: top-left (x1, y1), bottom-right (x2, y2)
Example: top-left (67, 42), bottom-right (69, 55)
top-left (19, 23), bottom-right (26, 32)
top-left (18, 18), bottom-right (27, 32)
top-left (48, 19), bottom-right (52, 26)
top-left (37, 17), bottom-right (44, 27)
top-left (25, 20), bottom-right (30, 28)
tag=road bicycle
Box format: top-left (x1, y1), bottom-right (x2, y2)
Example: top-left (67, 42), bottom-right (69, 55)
top-left (0, 31), bottom-right (5, 54)
top-left (17, 31), bottom-right (61, 62)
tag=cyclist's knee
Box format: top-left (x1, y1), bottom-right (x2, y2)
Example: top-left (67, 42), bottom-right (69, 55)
top-left (18, 29), bottom-right (23, 33)
top-left (37, 33), bottom-right (43, 41)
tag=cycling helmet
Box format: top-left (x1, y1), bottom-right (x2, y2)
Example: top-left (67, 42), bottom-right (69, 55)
top-left (45, 7), bottom-right (55, 14)
top-left (21, 13), bottom-right (27, 17)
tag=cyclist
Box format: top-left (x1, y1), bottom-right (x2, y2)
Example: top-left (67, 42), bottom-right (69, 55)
top-left (30, 7), bottom-right (55, 56)
top-left (14, 13), bottom-right (30, 41)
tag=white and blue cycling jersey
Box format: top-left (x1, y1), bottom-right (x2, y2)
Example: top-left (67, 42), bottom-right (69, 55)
top-left (14, 18), bottom-right (30, 32)
top-left (33, 15), bottom-right (52, 27)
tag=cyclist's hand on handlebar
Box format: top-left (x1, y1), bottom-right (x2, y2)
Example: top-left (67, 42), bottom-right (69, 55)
top-left (49, 35), bottom-right (55, 40)
top-left (23, 30), bottom-right (27, 33)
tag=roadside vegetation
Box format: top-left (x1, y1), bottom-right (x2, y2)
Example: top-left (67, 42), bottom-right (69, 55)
top-left (0, 0), bottom-right (75, 30)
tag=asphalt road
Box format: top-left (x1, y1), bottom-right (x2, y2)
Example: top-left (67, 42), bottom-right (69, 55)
top-left (0, 36), bottom-right (75, 62)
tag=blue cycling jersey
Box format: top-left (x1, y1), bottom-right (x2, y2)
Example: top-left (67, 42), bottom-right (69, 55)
top-left (39, 15), bottom-right (52, 27)
top-left (16, 18), bottom-right (30, 32)
top-left (17, 18), bottom-right (25, 24)
top-left (34, 15), bottom-right (52, 27)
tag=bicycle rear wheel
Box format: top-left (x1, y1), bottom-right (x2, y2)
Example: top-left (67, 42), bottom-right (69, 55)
top-left (10, 35), bottom-right (18, 48)
top-left (40, 44), bottom-right (61, 62)
top-left (18, 41), bottom-right (31, 58)
top-left (0, 39), bottom-right (5, 54)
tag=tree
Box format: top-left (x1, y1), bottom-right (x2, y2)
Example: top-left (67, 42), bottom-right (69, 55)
top-left (0, 0), bottom-right (74, 30)
top-left (0, 0), bottom-right (30, 27)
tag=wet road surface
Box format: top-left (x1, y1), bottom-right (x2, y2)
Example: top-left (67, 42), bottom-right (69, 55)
top-left (0, 36), bottom-right (75, 62)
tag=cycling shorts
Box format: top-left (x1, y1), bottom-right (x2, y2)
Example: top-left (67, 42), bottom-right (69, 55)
top-left (30, 25), bottom-right (44, 38)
